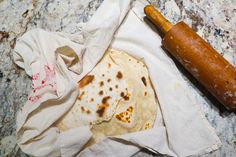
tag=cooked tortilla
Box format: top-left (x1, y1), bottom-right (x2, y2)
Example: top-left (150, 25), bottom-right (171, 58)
top-left (55, 49), bottom-right (158, 146)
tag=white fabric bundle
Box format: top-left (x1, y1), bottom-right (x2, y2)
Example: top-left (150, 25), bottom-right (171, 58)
top-left (13, 0), bottom-right (221, 157)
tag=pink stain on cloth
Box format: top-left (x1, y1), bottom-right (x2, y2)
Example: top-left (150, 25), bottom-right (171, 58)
top-left (29, 65), bottom-right (56, 103)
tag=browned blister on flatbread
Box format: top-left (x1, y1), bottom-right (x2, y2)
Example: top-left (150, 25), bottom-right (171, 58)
top-left (79, 75), bottom-right (94, 88)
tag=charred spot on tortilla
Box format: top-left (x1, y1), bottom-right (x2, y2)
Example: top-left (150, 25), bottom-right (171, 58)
top-left (115, 115), bottom-right (122, 121)
top-left (81, 106), bottom-right (85, 112)
top-left (144, 91), bottom-right (147, 96)
top-left (120, 92), bottom-right (129, 101)
top-left (99, 81), bottom-right (104, 87)
top-left (102, 74), bottom-right (105, 77)
top-left (115, 85), bottom-right (118, 88)
top-left (98, 90), bottom-right (103, 96)
top-left (123, 95), bottom-right (129, 101)
top-left (144, 123), bottom-right (151, 129)
top-left (115, 106), bottom-right (133, 123)
top-left (79, 75), bottom-right (95, 88)
top-left (96, 106), bottom-right (106, 117)
top-left (141, 76), bottom-right (147, 86)
top-left (107, 78), bottom-right (111, 83)
top-left (86, 110), bottom-right (91, 114)
top-left (102, 96), bottom-right (111, 104)
top-left (120, 92), bottom-right (125, 97)
top-left (116, 71), bottom-right (123, 79)
top-left (108, 63), bottom-right (111, 68)
top-left (127, 106), bottom-right (133, 112)
top-left (78, 91), bottom-right (85, 100)
top-left (129, 59), bottom-right (131, 61)
top-left (90, 98), bottom-right (94, 102)
top-left (109, 87), bottom-right (112, 91)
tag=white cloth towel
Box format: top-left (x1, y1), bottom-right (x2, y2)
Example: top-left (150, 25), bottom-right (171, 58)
top-left (13, 0), bottom-right (221, 157)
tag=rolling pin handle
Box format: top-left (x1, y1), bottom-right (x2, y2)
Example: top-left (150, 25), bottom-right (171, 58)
top-left (144, 5), bottom-right (173, 35)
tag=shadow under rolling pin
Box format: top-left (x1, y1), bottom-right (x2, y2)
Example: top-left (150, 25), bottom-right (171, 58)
top-left (144, 5), bottom-right (236, 110)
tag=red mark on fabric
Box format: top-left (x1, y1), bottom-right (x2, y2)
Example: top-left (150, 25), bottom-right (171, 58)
top-left (28, 95), bottom-right (42, 103)
top-left (28, 64), bottom-right (56, 103)
top-left (32, 73), bottom-right (39, 80)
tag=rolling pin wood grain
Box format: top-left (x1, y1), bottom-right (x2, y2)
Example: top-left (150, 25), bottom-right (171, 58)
top-left (144, 5), bottom-right (236, 110)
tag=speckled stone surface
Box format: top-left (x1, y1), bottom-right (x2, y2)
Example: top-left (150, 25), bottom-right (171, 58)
top-left (0, 0), bottom-right (235, 157)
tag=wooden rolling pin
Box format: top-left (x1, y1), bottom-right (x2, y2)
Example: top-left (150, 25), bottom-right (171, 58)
top-left (144, 5), bottom-right (236, 110)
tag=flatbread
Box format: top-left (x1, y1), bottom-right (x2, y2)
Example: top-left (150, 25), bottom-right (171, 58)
top-left (55, 49), bottom-right (158, 146)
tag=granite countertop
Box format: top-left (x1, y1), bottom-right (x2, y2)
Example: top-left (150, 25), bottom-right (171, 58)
top-left (0, 0), bottom-right (235, 156)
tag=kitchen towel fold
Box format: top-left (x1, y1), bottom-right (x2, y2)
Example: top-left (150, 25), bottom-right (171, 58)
top-left (13, 0), bottom-right (221, 157)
